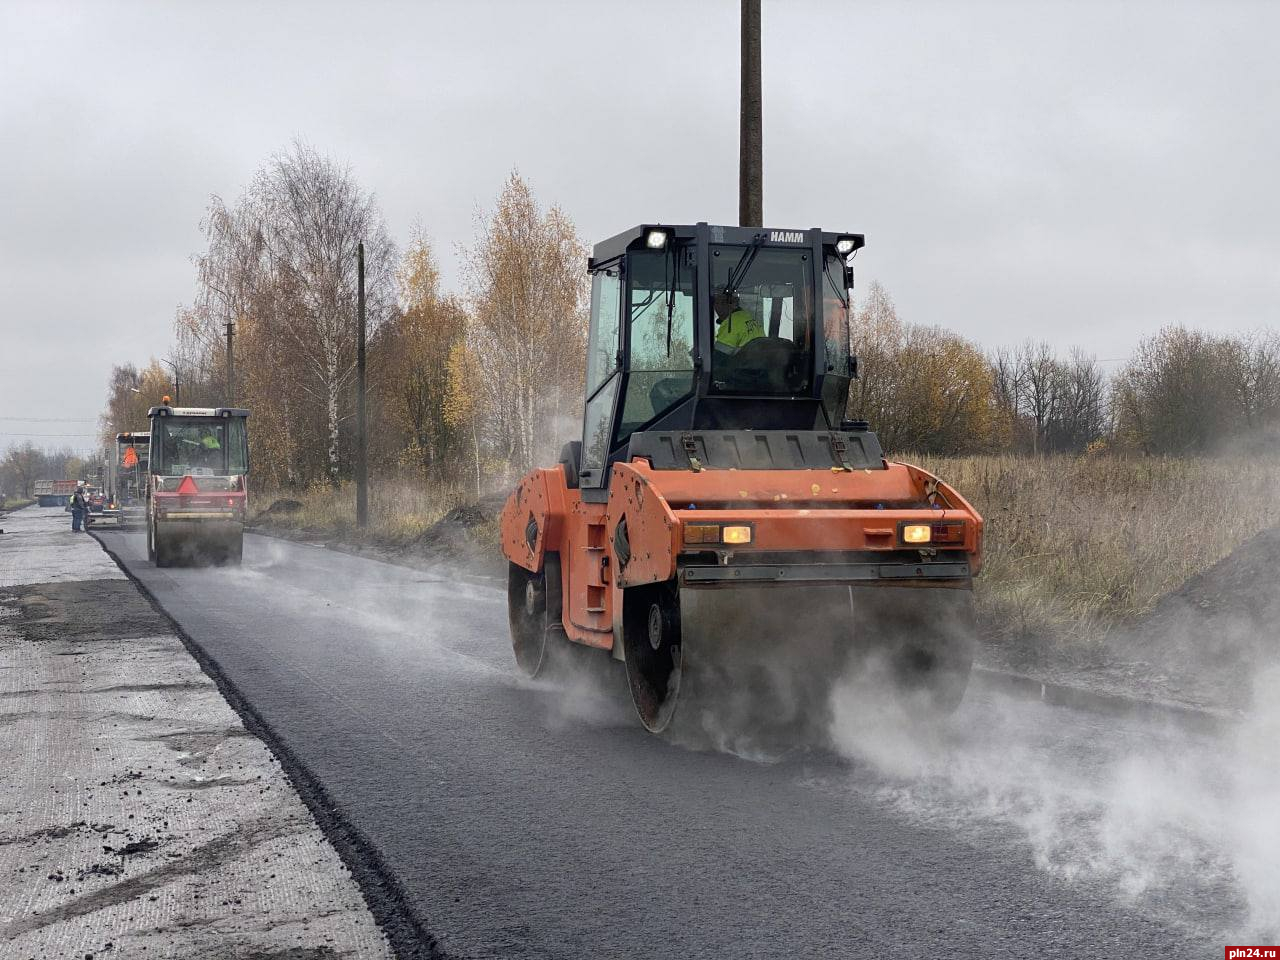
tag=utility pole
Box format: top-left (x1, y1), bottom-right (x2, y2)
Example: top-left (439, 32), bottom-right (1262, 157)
top-left (355, 241), bottom-right (368, 528)
top-left (162, 358), bottom-right (181, 405)
top-left (224, 320), bottom-right (235, 405)
top-left (740, 0), bottom-right (763, 228)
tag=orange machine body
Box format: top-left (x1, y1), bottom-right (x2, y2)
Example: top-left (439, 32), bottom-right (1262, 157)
top-left (501, 454), bottom-right (983, 652)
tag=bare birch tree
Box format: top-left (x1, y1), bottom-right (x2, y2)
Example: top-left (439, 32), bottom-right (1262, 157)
top-left (181, 143), bottom-right (395, 484)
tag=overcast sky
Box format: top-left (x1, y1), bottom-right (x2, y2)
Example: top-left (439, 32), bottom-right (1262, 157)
top-left (2, 0), bottom-right (1277, 451)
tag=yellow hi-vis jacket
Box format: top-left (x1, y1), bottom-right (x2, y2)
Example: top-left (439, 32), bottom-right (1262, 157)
top-left (715, 309), bottom-right (765, 351)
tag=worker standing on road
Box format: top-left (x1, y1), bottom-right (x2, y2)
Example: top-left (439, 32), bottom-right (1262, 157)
top-left (712, 290), bottom-right (764, 355)
top-left (69, 482), bottom-right (88, 533)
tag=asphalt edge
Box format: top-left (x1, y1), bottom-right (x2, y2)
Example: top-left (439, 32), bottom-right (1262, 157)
top-left (971, 665), bottom-right (1234, 735)
top-left (90, 530), bottom-right (450, 960)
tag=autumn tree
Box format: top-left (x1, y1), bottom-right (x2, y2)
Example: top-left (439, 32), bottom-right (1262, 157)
top-left (989, 342), bottom-right (1108, 454)
top-left (848, 281), bottom-right (997, 454)
top-left (1, 444), bottom-right (92, 498)
top-left (372, 229), bottom-right (472, 479)
top-left (1, 443), bottom-right (42, 498)
top-left (463, 172), bottom-right (588, 474)
top-left (181, 142), bottom-right (396, 485)
top-left (99, 361), bottom-right (171, 446)
top-left (1113, 327), bottom-right (1280, 454)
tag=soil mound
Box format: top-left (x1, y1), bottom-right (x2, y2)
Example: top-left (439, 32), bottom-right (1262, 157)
top-left (1119, 526), bottom-right (1280, 704)
top-left (404, 492), bottom-right (507, 576)
top-left (256, 498), bottom-right (304, 519)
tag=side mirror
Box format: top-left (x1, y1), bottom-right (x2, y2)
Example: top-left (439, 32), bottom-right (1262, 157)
top-left (843, 264), bottom-right (854, 290)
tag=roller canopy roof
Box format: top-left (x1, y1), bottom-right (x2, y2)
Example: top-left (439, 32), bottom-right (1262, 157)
top-left (147, 406), bottom-right (250, 418)
top-left (588, 222), bottom-right (864, 268)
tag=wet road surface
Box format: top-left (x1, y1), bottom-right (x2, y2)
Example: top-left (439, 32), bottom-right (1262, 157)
top-left (95, 528), bottom-right (1269, 959)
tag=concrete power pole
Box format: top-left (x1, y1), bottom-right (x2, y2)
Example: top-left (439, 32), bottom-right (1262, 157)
top-left (740, 0), bottom-right (763, 228)
top-left (355, 241), bottom-right (368, 529)
top-left (224, 320), bottom-right (235, 405)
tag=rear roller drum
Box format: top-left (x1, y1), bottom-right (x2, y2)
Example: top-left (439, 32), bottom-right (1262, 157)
top-left (622, 581), bottom-right (683, 733)
top-left (507, 554), bottom-right (563, 678)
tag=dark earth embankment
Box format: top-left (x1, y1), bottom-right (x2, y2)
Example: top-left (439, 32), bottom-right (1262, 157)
top-left (979, 525), bottom-right (1280, 716)
top-left (1113, 526), bottom-right (1280, 709)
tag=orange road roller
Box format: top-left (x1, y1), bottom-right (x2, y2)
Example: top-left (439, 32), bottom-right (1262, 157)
top-left (501, 222), bottom-right (983, 736)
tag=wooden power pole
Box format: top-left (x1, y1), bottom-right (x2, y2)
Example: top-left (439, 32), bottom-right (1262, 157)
top-left (740, 0), bottom-right (763, 228)
top-left (355, 241), bottom-right (368, 528)
top-left (224, 320), bottom-right (235, 405)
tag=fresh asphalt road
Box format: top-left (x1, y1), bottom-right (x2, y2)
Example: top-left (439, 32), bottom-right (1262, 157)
top-left (94, 527), bottom-right (1265, 959)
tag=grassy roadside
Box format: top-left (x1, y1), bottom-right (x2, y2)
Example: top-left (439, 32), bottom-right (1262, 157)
top-left (0, 497), bottom-right (35, 512)
top-left (916, 454), bottom-right (1280, 658)
top-left (250, 478), bottom-right (504, 571)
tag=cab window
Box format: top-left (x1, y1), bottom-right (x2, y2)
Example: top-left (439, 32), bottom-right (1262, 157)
top-left (617, 247), bottom-right (696, 442)
top-left (822, 253), bottom-right (851, 376)
top-left (709, 245), bottom-right (814, 395)
top-left (586, 267), bottom-right (621, 395)
top-left (155, 419), bottom-right (247, 476)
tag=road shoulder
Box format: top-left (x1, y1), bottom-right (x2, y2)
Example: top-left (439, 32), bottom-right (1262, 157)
top-left (0, 507), bottom-right (393, 959)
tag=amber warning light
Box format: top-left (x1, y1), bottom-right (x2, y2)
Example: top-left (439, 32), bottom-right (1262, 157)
top-left (902, 524), bottom-right (931, 544)
top-left (684, 523), bottom-right (753, 545)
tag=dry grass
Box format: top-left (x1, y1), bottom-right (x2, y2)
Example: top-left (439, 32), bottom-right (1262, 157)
top-left (252, 479), bottom-right (483, 547)
top-left (914, 453), bottom-right (1280, 651)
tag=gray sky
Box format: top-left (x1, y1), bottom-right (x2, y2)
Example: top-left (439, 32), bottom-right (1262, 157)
top-left (2, 0), bottom-right (1277, 452)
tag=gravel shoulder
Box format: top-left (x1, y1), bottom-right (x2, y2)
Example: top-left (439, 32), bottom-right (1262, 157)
top-left (0, 507), bottom-right (392, 959)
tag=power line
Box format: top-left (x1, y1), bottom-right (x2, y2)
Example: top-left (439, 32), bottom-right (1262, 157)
top-left (0, 416), bottom-right (100, 423)
top-left (0, 431), bottom-right (101, 438)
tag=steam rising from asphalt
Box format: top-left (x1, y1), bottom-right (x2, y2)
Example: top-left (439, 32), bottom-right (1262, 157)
top-left (138, 524), bottom-right (1279, 938)
top-left (826, 660), bottom-right (1280, 941)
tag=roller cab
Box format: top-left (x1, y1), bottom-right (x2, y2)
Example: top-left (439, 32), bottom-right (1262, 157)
top-left (500, 223), bottom-right (984, 736)
top-left (146, 404), bottom-right (249, 567)
top-left (113, 432), bottom-right (150, 529)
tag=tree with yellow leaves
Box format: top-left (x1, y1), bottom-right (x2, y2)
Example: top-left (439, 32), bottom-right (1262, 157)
top-left (462, 172), bottom-right (588, 474)
top-left (849, 281), bottom-right (998, 454)
top-left (374, 229), bottom-right (471, 479)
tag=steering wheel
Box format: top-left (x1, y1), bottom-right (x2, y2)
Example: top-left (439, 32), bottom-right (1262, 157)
top-left (720, 337), bottom-right (806, 392)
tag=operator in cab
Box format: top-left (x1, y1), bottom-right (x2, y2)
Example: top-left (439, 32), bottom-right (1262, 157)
top-left (712, 289), bottom-right (764, 356)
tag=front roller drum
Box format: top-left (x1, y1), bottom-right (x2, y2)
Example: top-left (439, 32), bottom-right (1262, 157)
top-left (219, 531), bottom-right (244, 566)
top-left (622, 581), bottom-right (849, 740)
top-left (619, 581), bottom-right (977, 743)
top-left (153, 520), bottom-right (177, 568)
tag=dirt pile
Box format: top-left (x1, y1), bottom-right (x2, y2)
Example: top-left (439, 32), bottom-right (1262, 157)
top-left (1116, 526), bottom-right (1280, 708)
top-left (255, 498), bottom-right (304, 519)
top-left (401, 492), bottom-right (507, 576)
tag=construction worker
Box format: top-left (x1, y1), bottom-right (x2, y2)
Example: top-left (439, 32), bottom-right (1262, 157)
top-left (713, 290), bottom-right (764, 355)
top-left (69, 482), bottom-right (88, 532)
